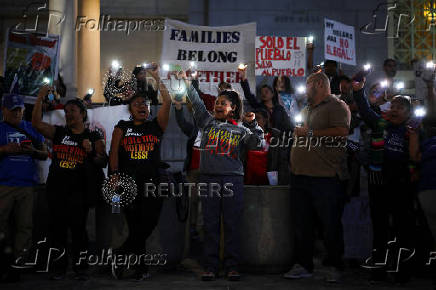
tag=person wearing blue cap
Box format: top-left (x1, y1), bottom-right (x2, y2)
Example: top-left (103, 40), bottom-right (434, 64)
top-left (0, 93), bottom-right (48, 282)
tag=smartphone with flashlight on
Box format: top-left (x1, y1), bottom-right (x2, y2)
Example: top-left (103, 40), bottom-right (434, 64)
top-left (142, 63), bottom-right (153, 70)
top-left (423, 61), bottom-right (436, 81)
top-left (44, 87), bottom-right (56, 102)
top-left (143, 63), bottom-right (158, 71)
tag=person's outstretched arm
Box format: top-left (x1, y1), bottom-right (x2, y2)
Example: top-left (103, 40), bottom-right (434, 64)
top-left (148, 63), bottom-right (171, 131)
top-left (352, 80), bottom-right (380, 129)
top-left (174, 99), bottom-right (195, 137)
top-left (180, 72), bottom-right (212, 129)
top-left (32, 85), bottom-right (56, 140)
top-left (238, 68), bottom-right (262, 109)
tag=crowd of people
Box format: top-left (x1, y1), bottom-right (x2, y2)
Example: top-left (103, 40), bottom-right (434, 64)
top-left (0, 57), bottom-right (435, 288)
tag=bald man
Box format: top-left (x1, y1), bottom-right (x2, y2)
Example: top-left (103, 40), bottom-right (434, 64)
top-left (284, 72), bottom-right (351, 283)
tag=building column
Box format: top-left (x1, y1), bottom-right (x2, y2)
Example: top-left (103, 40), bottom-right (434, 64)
top-left (77, 0), bottom-right (102, 102)
top-left (49, 0), bottom-right (78, 100)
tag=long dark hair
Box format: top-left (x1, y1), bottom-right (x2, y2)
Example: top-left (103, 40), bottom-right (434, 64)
top-left (219, 90), bottom-right (243, 121)
top-left (64, 98), bottom-right (87, 122)
top-left (273, 75), bottom-right (294, 95)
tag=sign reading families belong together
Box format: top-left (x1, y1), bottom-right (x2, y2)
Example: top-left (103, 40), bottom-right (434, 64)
top-left (161, 19), bottom-right (256, 94)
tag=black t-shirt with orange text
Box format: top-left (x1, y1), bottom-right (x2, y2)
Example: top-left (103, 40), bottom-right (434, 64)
top-left (115, 119), bottom-right (163, 180)
top-left (49, 126), bottom-right (103, 180)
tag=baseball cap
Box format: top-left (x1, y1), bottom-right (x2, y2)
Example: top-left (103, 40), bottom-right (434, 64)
top-left (1, 94), bottom-right (25, 110)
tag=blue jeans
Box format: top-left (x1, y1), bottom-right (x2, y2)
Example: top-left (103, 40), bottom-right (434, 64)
top-left (290, 174), bottom-right (346, 271)
top-left (200, 174), bottom-right (244, 272)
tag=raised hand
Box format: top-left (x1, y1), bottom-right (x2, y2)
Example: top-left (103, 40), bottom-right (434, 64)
top-left (243, 112), bottom-right (255, 123)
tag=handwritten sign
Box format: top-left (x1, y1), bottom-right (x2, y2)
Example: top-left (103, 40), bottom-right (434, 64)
top-left (161, 19), bottom-right (256, 95)
top-left (324, 18), bottom-right (356, 65)
top-left (255, 36), bottom-right (306, 76)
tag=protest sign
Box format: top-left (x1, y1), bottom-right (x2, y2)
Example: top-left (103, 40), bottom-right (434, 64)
top-left (255, 36), bottom-right (306, 77)
top-left (161, 19), bottom-right (256, 95)
top-left (324, 18), bottom-right (356, 65)
top-left (3, 30), bottom-right (60, 97)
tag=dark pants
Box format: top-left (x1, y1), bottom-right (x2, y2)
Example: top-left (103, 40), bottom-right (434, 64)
top-left (200, 174), bottom-right (244, 272)
top-left (46, 175), bottom-right (88, 274)
top-left (290, 174), bottom-right (346, 272)
top-left (119, 179), bottom-right (163, 272)
top-left (368, 171), bottom-right (416, 270)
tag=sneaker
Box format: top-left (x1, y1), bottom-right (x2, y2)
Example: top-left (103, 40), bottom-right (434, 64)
top-left (201, 270), bottom-right (216, 281)
top-left (132, 271), bottom-right (151, 282)
top-left (324, 267), bottom-right (341, 283)
top-left (227, 270), bottom-right (241, 281)
top-left (283, 264), bottom-right (313, 279)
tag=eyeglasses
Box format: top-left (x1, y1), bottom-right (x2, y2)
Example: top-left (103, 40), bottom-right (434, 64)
top-left (132, 101), bottom-right (150, 107)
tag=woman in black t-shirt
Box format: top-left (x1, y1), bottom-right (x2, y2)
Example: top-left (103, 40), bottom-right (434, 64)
top-left (32, 86), bottom-right (107, 280)
top-left (109, 63), bottom-right (171, 281)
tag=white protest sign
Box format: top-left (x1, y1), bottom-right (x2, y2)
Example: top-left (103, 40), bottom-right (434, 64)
top-left (324, 18), bottom-right (356, 65)
top-left (161, 19), bottom-right (256, 95)
top-left (255, 36), bottom-right (306, 77)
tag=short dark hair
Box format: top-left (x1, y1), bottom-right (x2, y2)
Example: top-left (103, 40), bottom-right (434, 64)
top-left (383, 58), bottom-right (396, 66)
top-left (132, 65), bottom-right (146, 77)
top-left (219, 90), bottom-right (243, 121)
top-left (218, 81), bottom-right (232, 90)
top-left (324, 59), bottom-right (338, 67)
top-left (391, 95), bottom-right (411, 112)
top-left (64, 98), bottom-right (88, 122)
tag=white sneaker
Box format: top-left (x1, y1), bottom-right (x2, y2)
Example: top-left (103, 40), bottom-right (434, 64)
top-left (283, 264), bottom-right (313, 279)
top-left (324, 267), bottom-right (341, 283)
